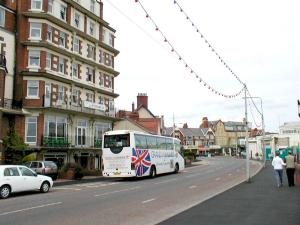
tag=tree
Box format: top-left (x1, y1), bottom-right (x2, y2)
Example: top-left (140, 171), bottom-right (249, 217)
top-left (2, 121), bottom-right (27, 164)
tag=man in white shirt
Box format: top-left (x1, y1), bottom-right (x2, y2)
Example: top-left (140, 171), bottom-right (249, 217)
top-left (272, 151), bottom-right (286, 187)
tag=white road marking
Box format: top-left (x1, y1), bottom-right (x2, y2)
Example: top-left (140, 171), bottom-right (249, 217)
top-left (53, 187), bottom-right (82, 191)
top-left (94, 186), bottom-right (140, 197)
top-left (189, 185), bottom-right (197, 189)
top-left (0, 202), bottom-right (62, 216)
top-left (142, 198), bottom-right (156, 204)
top-left (215, 177), bottom-right (221, 181)
top-left (154, 178), bottom-right (177, 185)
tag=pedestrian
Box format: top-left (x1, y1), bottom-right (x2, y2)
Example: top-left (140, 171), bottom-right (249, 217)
top-left (272, 151), bottom-right (286, 187)
top-left (285, 151), bottom-right (296, 187)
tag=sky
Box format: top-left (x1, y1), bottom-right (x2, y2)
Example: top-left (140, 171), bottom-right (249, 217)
top-left (102, 0), bottom-right (300, 132)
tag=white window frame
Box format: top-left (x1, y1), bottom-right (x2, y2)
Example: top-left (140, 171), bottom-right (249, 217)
top-left (73, 37), bottom-right (79, 53)
top-left (47, 25), bottom-right (52, 41)
top-left (89, 21), bottom-right (95, 36)
top-left (28, 50), bottom-right (40, 68)
top-left (60, 4), bottom-right (67, 21)
top-left (74, 12), bottom-right (80, 28)
top-left (31, 0), bottom-right (43, 11)
top-left (30, 23), bottom-right (42, 40)
top-left (0, 8), bottom-right (5, 27)
top-left (58, 58), bottom-right (65, 74)
top-left (87, 66), bottom-right (94, 82)
top-left (59, 32), bottom-right (66, 47)
top-left (87, 44), bottom-right (95, 59)
top-left (48, 0), bottom-right (53, 13)
top-left (86, 93), bottom-right (94, 103)
top-left (46, 53), bottom-right (51, 69)
top-left (90, 0), bottom-right (95, 13)
top-left (57, 85), bottom-right (65, 102)
top-left (72, 63), bottom-right (79, 78)
top-left (25, 117), bottom-right (37, 144)
top-left (72, 89), bottom-right (80, 105)
top-left (27, 80), bottom-right (39, 98)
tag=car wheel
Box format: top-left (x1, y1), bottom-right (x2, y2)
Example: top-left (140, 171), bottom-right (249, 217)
top-left (0, 185), bottom-right (11, 199)
top-left (40, 181), bottom-right (50, 193)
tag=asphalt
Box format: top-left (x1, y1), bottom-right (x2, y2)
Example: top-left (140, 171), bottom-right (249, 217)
top-left (159, 162), bottom-right (300, 225)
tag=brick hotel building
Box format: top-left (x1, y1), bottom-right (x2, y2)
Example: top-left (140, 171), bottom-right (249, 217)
top-left (10, 0), bottom-right (119, 170)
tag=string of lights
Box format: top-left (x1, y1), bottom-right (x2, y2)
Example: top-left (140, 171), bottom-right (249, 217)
top-left (248, 99), bottom-right (262, 128)
top-left (134, 0), bottom-right (244, 98)
top-left (172, 0), bottom-right (245, 86)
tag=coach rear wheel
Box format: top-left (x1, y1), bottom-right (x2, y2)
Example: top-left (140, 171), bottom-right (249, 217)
top-left (174, 163), bottom-right (179, 173)
top-left (149, 166), bottom-right (156, 178)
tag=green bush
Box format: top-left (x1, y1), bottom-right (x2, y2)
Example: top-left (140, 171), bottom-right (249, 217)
top-left (60, 162), bottom-right (84, 180)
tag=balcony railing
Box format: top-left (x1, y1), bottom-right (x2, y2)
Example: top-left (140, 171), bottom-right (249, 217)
top-left (43, 136), bottom-right (103, 149)
top-left (0, 98), bottom-right (23, 110)
top-left (43, 95), bottom-right (116, 118)
top-left (43, 137), bottom-right (70, 147)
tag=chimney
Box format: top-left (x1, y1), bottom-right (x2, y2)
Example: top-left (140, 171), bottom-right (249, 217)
top-left (183, 123), bottom-right (188, 128)
top-left (137, 93), bottom-right (148, 109)
top-left (132, 102), bottom-right (135, 112)
top-left (202, 117), bottom-right (209, 128)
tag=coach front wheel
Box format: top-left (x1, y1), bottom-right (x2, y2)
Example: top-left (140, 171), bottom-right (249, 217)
top-left (149, 166), bottom-right (156, 178)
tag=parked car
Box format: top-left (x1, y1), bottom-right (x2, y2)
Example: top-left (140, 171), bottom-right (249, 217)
top-left (0, 165), bottom-right (53, 199)
top-left (23, 161), bottom-right (58, 180)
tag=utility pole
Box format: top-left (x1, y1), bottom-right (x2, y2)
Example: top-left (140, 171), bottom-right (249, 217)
top-left (244, 85), bottom-right (250, 182)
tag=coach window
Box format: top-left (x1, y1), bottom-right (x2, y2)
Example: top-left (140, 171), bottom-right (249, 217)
top-left (135, 134), bottom-right (147, 149)
top-left (166, 138), bottom-right (173, 150)
top-left (157, 137), bottom-right (166, 150)
top-left (146, 136), bottom-right (157, 149)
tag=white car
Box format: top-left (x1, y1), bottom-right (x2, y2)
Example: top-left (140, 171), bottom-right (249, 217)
top-left (0, 165), bottom-right (53, 199)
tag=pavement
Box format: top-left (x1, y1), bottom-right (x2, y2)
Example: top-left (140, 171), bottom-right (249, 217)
top-left (159, 162), bottom-right (300, 225)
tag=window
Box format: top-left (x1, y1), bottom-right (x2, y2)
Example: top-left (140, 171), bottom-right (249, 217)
top-left (109, 100), bottom-right (114, 112)
top-left (134, 134), bottom-right (147, 149)
top-left (28, 50), bottom-right (40, 67)
top-left (47, 26), bottom-right (52, 41)
top-left (72, 89), bottom-right (80, 105)
top-left (27, 80), bottom-right (39, 97)
top-left (58, 58), bottom-right (65, 74)
top-left (48, 0), bottom-right (53, 13)
top-left (74, 12), bottom-right (80, 28)
top-left (59, 32), bottom-right (66, 47)
top-left (89, 22), bottom-right (95, 36)
top-left (74, 37), bottom-right (79, 53)
top-left (98, 96), bottom-right (104, 105)
top-left (157, 137), bottom-right (167, 150)
top-left (90, 0), bottom-right (95, 13)
top-left (0, 8), bottom-right (5, 27)
top-left (72, 63), bottom-right (78, 78)
top-left (99, 73), bottom-right (104, 86)
top-left (4, 167), bottom-right (20, 176)
top-left (87, 67), bottom-right (94, 82)
top-left (146, 136), bottom-right (157, 149)
top-left (46, 53), bottom-right (51, 69)
top-left (86, 93), bottom-right (94, 102)
top-left (87, 44), bottom-right (95, 59)
top-left (44, 116), bottom-right (67, 138)
top-left (30, 23), bottom-right (41, 39)
top-left (108, 76), bottom-right (113, 88)
top-left (57, 85), bottom-right (64, 101)
top-left (60, 5), bottom-right (67, 21)
top-left (109, 33), bottom-right (114, 46)
top-left (25, 117), bottom-right (37, 143)
top-left (19, 167), bottom-right (35, 176)
top-left (31, 0), bottom-right (42, 10)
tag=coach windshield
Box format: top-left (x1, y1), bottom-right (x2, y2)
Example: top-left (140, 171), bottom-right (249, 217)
top-left (104, 134), bottom-right (130, 154)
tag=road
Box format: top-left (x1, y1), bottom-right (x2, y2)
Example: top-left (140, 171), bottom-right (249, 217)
top-left (0, 157), bottom-right (262, 225)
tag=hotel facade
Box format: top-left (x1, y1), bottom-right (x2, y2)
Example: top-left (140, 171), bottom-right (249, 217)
top-left (11, 0), bottom-right (119, 170)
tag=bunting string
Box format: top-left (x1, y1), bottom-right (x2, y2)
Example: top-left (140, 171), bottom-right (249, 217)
top-left (134, 0), bottom-right (244, 98)
top-left (173, 0), bottom-right (245, 86)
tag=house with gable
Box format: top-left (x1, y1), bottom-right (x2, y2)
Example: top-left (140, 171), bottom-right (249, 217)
top-left (114, 93), bottom-right (163, 135)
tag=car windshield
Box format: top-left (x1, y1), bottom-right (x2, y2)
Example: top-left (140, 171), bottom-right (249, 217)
top-left (44, 161), bottom-right (57, 168)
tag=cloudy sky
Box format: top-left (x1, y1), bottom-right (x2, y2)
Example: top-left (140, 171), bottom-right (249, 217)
top-left (103, 0), bottom-right (300, 132)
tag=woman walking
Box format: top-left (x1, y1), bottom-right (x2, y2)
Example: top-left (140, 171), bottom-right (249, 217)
top-left (272, 151), bottom-right (286, 187)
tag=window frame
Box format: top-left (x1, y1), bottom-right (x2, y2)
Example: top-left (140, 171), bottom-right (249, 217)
top-left (25, 117), bottom-right (37, 144)
top-left (28, 50), bottom-right (40, 68)
top-left (31, 0), bottom-right (42, 11)
top-left (73, 37), bottom-right (80, 53)
top-left (46, 53), bottom-right (51, 69)
top-left (48, 0), bottom-right (53, 13)
top-left (58, 57), bottom-right (65, 74)
top-left (27, 80), bottom-right (39, 98)
top-left (60, 4), bottom-right (67, 21)
top-left (0, 7), bottom-right (5, 27)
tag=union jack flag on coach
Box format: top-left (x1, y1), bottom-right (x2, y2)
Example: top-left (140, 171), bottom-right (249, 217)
top-left (131, 148), bottom-right (151, 176)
